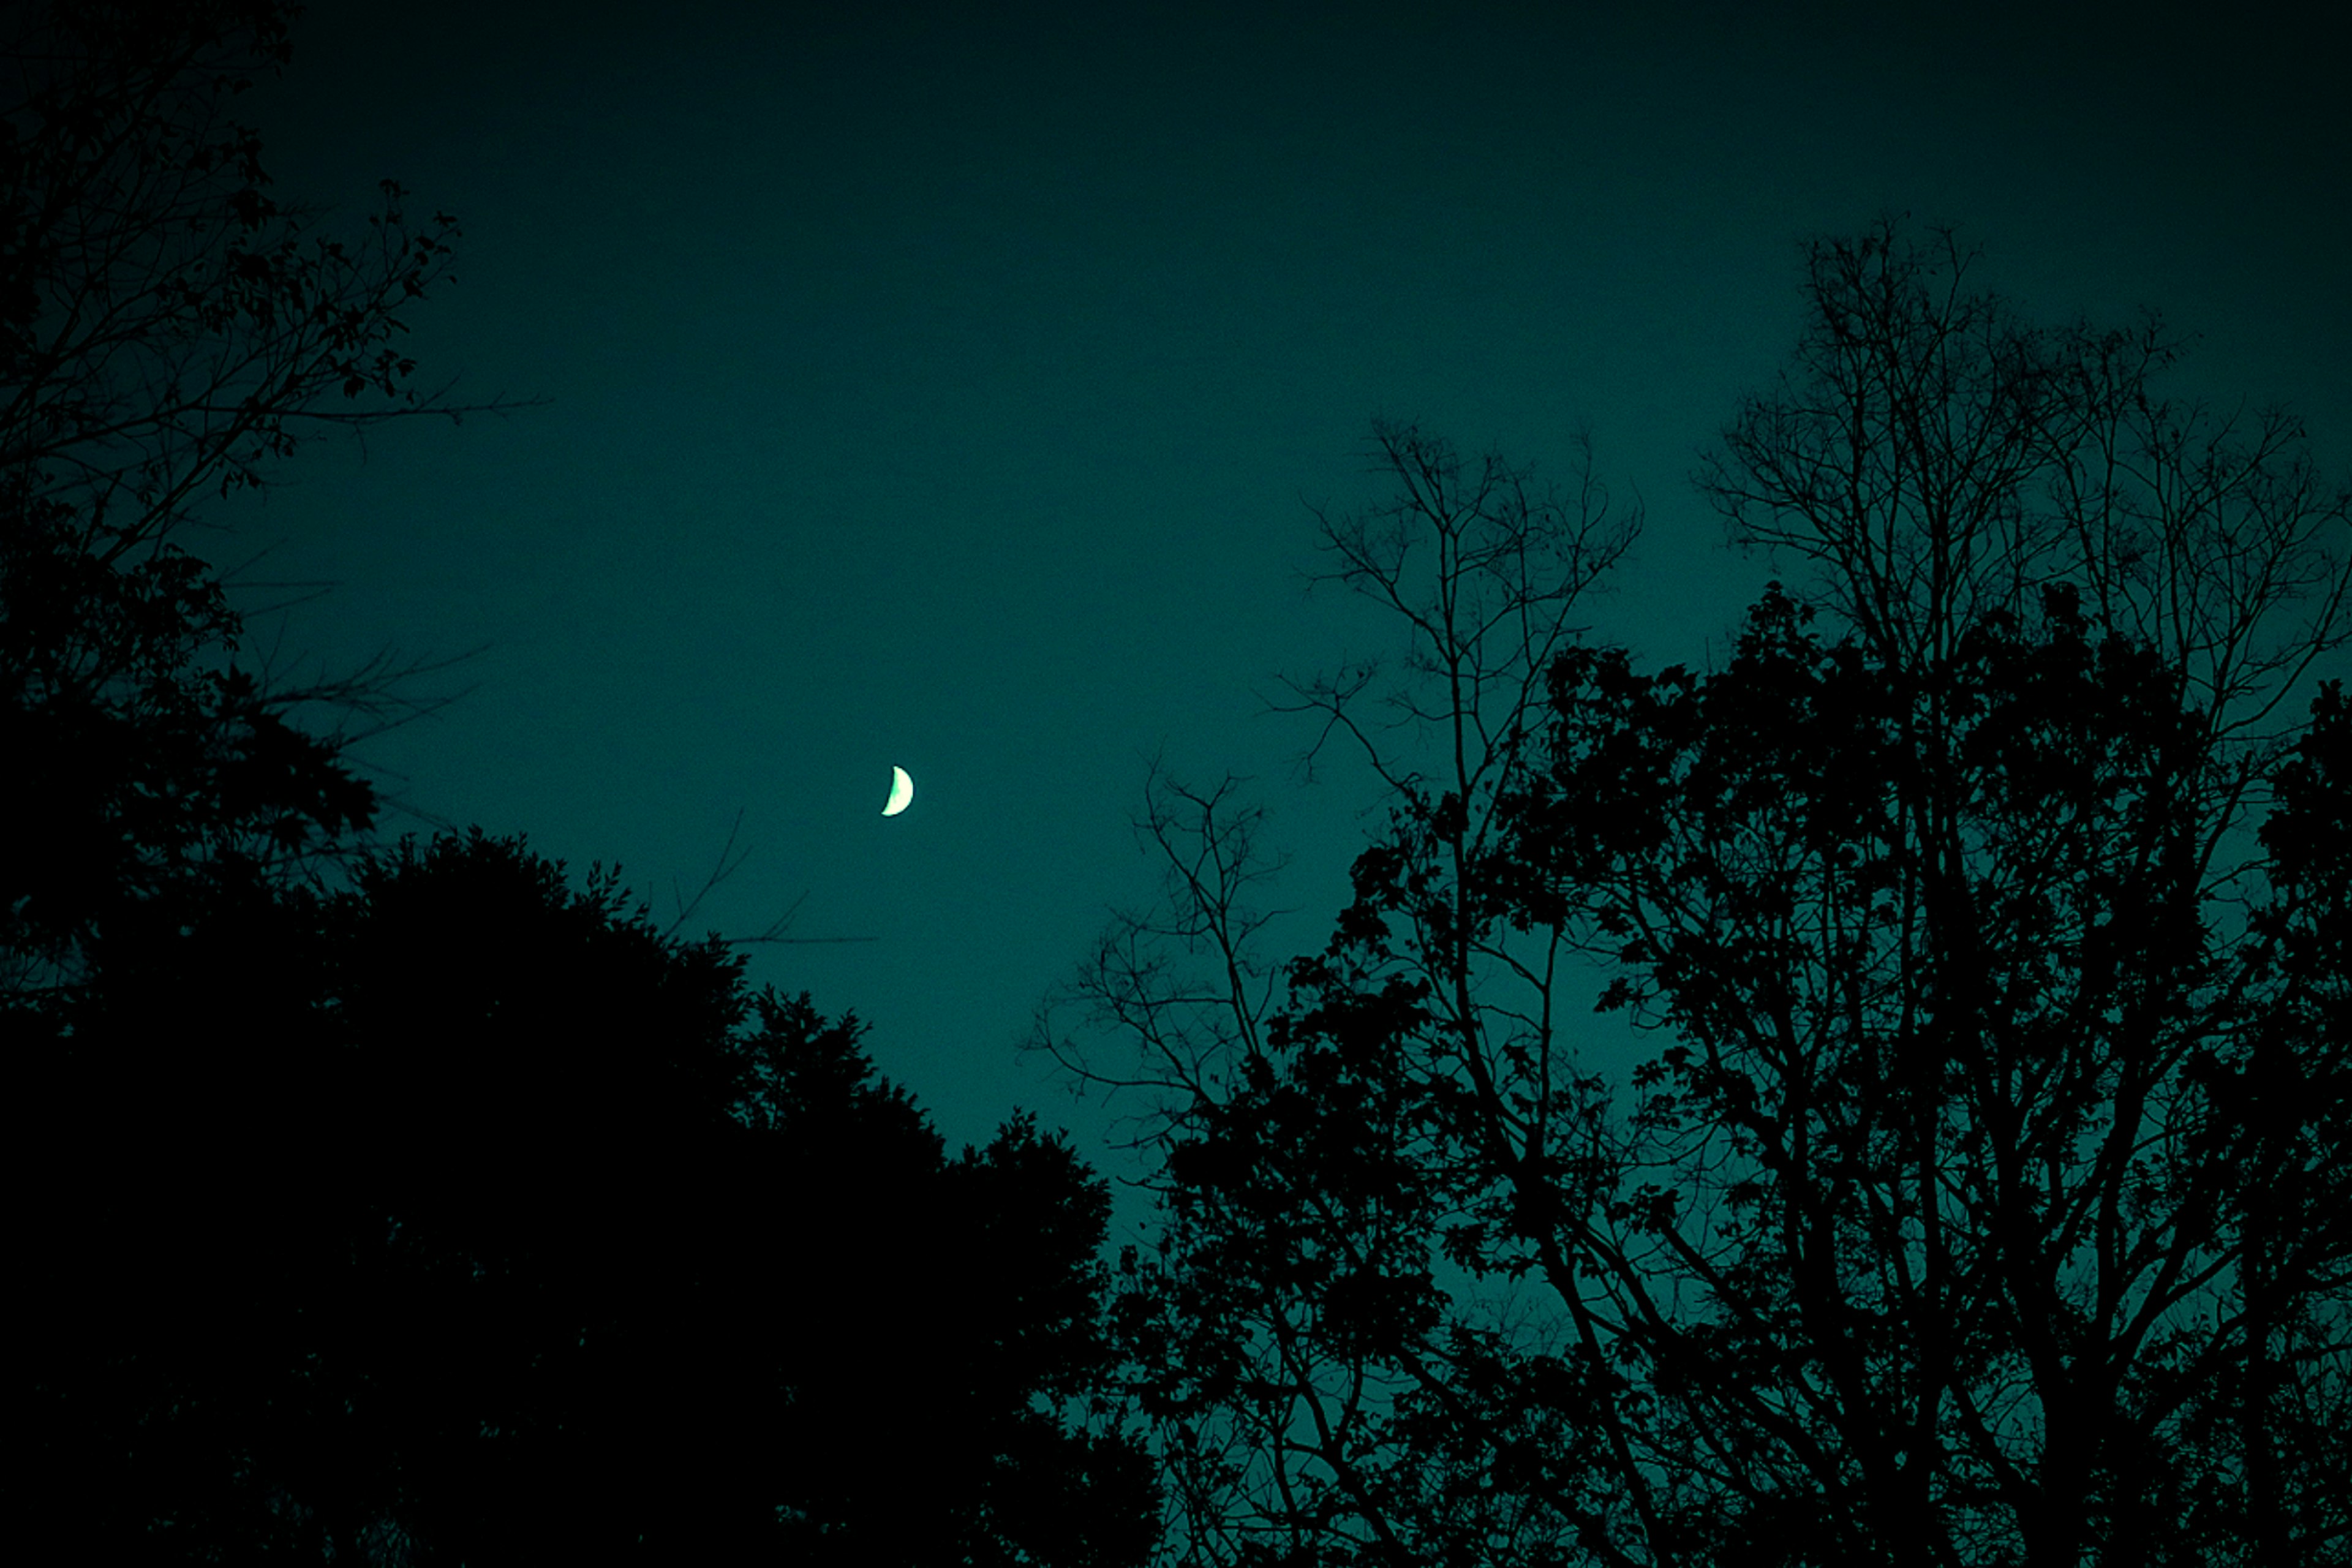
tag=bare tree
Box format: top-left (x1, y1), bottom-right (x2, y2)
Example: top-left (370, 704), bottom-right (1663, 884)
top-left (1028, 761), bottom-right (1288, 1160)
top-left (1031, 418), bottom-right (1639, 1565)
top-left (660, 807), bottom-right (879, 948)
top-left (1034, 421), bottom-right (1638, 1144)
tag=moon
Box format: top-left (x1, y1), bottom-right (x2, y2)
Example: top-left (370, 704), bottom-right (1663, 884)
top-left (881, 765), bottom-right (914, 816)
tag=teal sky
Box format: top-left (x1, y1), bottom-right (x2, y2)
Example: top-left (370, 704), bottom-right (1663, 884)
top-left (225, 1), bottom-right (2349, 1227)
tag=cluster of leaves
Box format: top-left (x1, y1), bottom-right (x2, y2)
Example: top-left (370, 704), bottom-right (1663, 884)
top-left (1513, 587), bottom-right (2347, 1563)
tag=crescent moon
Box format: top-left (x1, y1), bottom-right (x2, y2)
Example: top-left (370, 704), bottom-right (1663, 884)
top-left (882, 765), bottom-right (914, 816)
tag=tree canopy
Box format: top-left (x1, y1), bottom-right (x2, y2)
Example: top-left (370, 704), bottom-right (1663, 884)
top-left (1, 0), bottom-right (523, 1000)
top-left (23, 827), bottom-right (1161, 1564)
top-left (1046, 223), bottom-right (2351, 1567)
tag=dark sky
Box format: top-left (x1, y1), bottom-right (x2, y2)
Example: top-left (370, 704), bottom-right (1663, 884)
top-left (225, 0), bottom-right (2350, 1220)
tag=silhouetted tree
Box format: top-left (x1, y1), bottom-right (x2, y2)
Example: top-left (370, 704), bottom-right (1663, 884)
top-left (1478, 591), bottom-right (2346, 1565)
top-left (23, 827), bottom-right (1160, 1564)
top-left (1, 0), bottom-right (522, 1001)
top-left (1053, 226), bottom-right (2350, 1566)
top-left (1034, 417), bottom-right (1639, 1564)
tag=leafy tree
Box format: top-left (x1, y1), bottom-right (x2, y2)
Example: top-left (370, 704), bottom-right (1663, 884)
top-left (1, 0), bottom-right (523, 1000)
top-left (1487, 590), bottom-right (2348, 1565)
top-left (1052, 226), bottom-right (2350, 1566)
top-left (23, 827), bottom-right (1161, 1564)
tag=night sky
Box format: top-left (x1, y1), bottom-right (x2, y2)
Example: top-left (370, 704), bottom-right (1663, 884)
top-left (224, 1), bottom-right (2349, 1232)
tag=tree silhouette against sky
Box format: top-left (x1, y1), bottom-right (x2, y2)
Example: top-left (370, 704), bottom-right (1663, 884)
top-left (23, 827), bottom-right (1161, 1563)
top-left (15, 6), bottom-right (2348, 1561)
top-left (8, 6), bottom-right (1155, 1561)
top-left (1046, 224), bottom-right (2351, 1567)
top-left (1, 0), bottom-right (481, 1000)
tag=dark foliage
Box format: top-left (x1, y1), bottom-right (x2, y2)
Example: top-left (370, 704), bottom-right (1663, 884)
top-left (2, 0), bottom-right (519, 996)
top-left (20, 828), bottom-right (1160, 1564)
top-left (1061, 226), bottom-right (2349, 1567)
